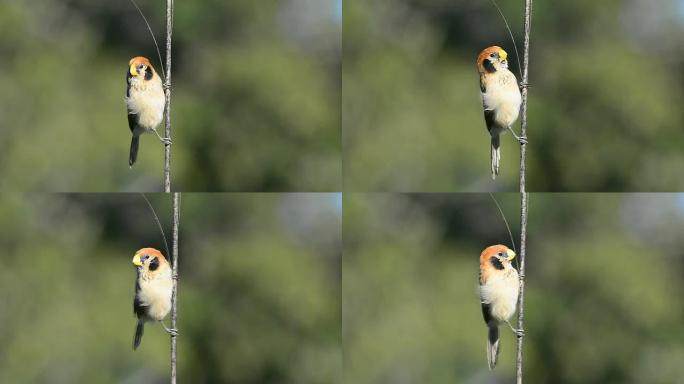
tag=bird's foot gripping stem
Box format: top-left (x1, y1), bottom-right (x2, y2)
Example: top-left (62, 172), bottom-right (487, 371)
top-left (505, 320), bottom-right (524, 338)
top-left (160, 321), bottom-right (178, 336)
top-left (507, 126), bottom-right (527, 145)
top-left (153, 130), bottom-right (172, 146)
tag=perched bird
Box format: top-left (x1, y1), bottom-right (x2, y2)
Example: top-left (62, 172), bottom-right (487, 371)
top-left (126, 56), bottom-right (168, 167)
top-left (479, 244), bottom-right (523, 369)
top-left (476, 46), bottom-right (523, 179)
top-left (132, 247), bottom-right (177, 350)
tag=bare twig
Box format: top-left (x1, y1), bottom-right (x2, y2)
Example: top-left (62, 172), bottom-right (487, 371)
top-left (488, 0), bottom-right (522, 79)
top-left (127, 0), bottom-right (166, 80)
top-left (170, 192), bottom-right (180, 384)
top-left (488, 193), bottom-right (517, 254)
top-left (516, 0), bottom-right (533, 382)
top-left (163, 0), bottom-right (174, 192)
top-left (140, 194), bottom-right (171, 258)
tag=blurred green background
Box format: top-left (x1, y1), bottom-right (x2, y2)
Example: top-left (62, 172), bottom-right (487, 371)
top-left (344, 193), bottom-right (684, 383)
top-left (0, 193), bottom-right (341, 383)
top-left (0, 0), bottom-right (341, 191)
top-left (343, 0), bottom-right (684, 191)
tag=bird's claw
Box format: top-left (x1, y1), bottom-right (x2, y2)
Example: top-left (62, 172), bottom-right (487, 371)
top-left (505, 320), bottom-right (524, 337)
top-left (153, 130), bottom-right (172, 145)
top-left (507, 127), bottom-right (527, 145)
top-left (519, 81), bottom-right (530, 90)
top-left (160, 321), bottom-right (178, 336)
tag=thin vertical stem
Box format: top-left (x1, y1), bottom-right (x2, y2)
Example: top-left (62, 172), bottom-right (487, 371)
top-left (516, 0), bottom-right (533, 383)
top-left (163, 0), bottom-right (174, 192)
top-left (518, 0), bottom-right (531, 193)
top-left (170, 192), bottom-right (180, 384)
top-left (516, 192), bottom-right (528, 384)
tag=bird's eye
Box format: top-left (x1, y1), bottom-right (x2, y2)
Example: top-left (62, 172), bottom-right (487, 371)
top-left (489, 53), bottom-right (496, 58)
top-left (497, 252), bottom-right (503, 257)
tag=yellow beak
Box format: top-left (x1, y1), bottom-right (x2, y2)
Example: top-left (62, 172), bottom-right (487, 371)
top-left (132, 253), bottom-right (143, 266)
top-left (129, 64), bottom-right (138, 77)
top-left (499, 50), bottom-right (508, 61)
top-left (506, 248), bottom-right (516, 260)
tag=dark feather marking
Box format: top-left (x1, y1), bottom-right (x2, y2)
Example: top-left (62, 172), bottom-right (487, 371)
top-left (133, 274), bottom-right (146, 318)
top-left (126, 71), bottom-right (132, 97)
top-left (490, 256), bottom-right (504, 270)
top-left (481, 302), bottom-right (494, 325)
top-left (133, 319), bottom-right (144, 350)
top-left (484, 110), bottom-right (496, 134)
top-left (129, 135), bottom-right (139, 166)
top-left (483, 59), bottom-right (497, 73)
top-left (127, 113), bottom-right (138, 133)
top-left (148, 256), bottom-right (159, 271)
top-left (488, 325), bottom-right (500, 369)
top-left (134, 296), bottom-right (146, 318)
top-left (144, 67), bottom-right (153, 81)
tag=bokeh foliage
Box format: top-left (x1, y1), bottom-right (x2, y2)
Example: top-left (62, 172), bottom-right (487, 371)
top-left (343, 193), bottom-right (684, 383)
top-left (0, 0), bottom-right (341, 191)
top-left (343, 0), bottom-right (684, 191)
top-left (0, 193), bottom-right (341, 383)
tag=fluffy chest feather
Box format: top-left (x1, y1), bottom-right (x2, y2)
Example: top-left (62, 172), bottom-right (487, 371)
top-left (126, 79), bottom-right (165, 131)
top-left (480, 267), bottom-right (519, 322)
top-left (481, 70), bottom-right (522, 129)
top-left (136, 272), bottom-right (172, 321)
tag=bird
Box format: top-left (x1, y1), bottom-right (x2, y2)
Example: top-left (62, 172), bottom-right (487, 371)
top-left (132, 247), bottom-right (177, 350)
top-left (476, 46), bottom-right (523, 179)
top-left (478, 244), bottom-right (523, 369)
top-left (126, 56), bottom-right (168, 167)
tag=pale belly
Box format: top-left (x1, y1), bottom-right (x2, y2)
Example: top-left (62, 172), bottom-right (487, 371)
top-left (127, 89), bottom-right (164, 131)
top-left (480, 272), bottom-right (519, 322)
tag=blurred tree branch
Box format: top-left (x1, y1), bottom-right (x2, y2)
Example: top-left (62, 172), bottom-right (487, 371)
top-left (516, 0), bottom-right (533, 382)
top-left (170, 192), bottom-right (180, 384)
top-left (163, 0), bottom-right (174, 192)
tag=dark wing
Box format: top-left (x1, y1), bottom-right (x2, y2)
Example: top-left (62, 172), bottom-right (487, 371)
top-left (484, 109), bottom-right (496, 134)
top-left (126, 70), bottom-right (132, 97)
top-left (480, 74), bottom-right (496, 134)
top-left (126, 71), bottom-right (138, 133)
top-left (128, 113), bottom-right (138, 134)
top-left (481, 302), bottom-right (494, 325)
top-left (133, 277), bottom-right (146, 318)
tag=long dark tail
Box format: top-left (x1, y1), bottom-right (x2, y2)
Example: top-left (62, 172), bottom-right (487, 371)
top-left (487, 325), bottom-right (500, 370)
top-left (129, 135), bottom-right (140, 167)
top-left (133, 319), bottom-right (144, 350)
top-left (490, 135), bottom-right (500, 179)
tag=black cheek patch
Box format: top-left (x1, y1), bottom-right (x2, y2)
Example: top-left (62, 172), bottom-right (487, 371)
top-left (148, 257), bottom-right (159, 271)
top-left (483, 59), bottom-right (497, 73)
top-left (144, 67), bottom-right (153, 81)
top-left (490, 256), bottom-right (504, 270)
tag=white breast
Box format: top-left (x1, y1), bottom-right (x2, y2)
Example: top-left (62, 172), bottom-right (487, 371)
top-left (126, 79), bottom-right (165, 131)
top-left (481, 70), bottom-right (522, 129)
top-left (137, 271), bottom-right (172, 321)
top-left (480, 268), bottom-right (519, 322)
